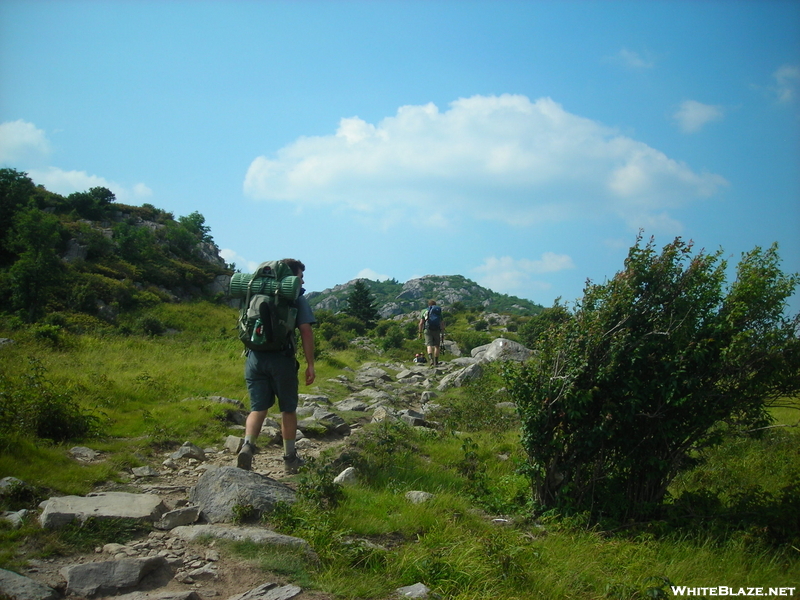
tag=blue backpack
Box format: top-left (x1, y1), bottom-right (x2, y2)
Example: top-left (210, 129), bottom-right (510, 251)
top-left (425, 305), bottom-right (443, 331)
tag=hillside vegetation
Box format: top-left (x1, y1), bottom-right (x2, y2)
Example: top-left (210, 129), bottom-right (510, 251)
top-left (1, 171), bottom-right (799, 598)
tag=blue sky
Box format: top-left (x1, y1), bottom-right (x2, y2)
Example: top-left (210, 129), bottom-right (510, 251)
top-left (2, 1), bottom-right (799, 312)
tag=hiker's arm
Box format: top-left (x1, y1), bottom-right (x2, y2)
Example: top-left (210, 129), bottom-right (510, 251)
top-left (299, 323), bottom-right (316, 385)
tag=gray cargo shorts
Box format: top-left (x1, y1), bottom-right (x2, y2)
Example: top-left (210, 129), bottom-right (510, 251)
top-left (244, 350), bottom-right (299, 413)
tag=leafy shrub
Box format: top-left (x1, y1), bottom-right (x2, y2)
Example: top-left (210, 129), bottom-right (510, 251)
top-left (31, 323), bottom-right (62, 345)
top-left (379, 324), bottom-right (405, 351)
top-left (0, 357), bottom-right (101, 443)
top-left (329, 420), bottom-right (417, 489)
top-left (505, 237), bottom-right (800, 522)
top-left (137, 316), bottom-right (165, 336)
top-left (428, 366), bottom-right (518, 433)
top-left (453, 330), bottom-right (491, 354)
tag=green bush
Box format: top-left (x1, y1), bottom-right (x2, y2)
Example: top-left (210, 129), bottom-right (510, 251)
top-left (379, 324), bottom-right (405, 351)
top-left (505, 237), bottom-right (800, 523)
top-left (453, 330), bottom-right (491, 354)
top-left (0, 357), bottom-right (101, 444)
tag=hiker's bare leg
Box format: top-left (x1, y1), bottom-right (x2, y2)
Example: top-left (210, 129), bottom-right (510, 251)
top-left (281, 411), bottom-right (299, 456)
top-left (281, 411), bottom-right (298, 441)
top-left (245, 410), bottom-right (267, 440)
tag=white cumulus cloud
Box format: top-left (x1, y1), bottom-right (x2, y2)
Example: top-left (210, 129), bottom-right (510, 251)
top-left (615, 48), bottom-right (655, 70)
top-left (356, 268), bottom-right (391, 282)
top-left (243, 94), bottom-right (727, 233)
top-left (472, 253), bottom-right (575, 296)
top-left (0, 119), bottom-right (153, 203)
top-left (673, 100), bottom-right (724, 133)
top-left (220, 248), bottom-right (259, 273)
top-left (0, 120), bottom-right (51, 165)
top-left (773, 64), bottom-right (800, 103)
top-left (27, 166), bottom-right (152, 204)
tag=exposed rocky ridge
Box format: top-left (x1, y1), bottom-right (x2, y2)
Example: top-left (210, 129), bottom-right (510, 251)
top-left (305, 275), bottom-right (542, 318)
top-left (0, 338), bottom-right (531, 600)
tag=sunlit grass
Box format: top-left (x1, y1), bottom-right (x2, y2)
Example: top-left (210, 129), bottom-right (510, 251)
top-left (2, 304), bottom-right (799, 598)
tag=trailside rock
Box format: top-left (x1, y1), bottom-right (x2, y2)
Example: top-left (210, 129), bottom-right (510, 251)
top-left (169, 524), bottom-right (312, 554)
top-left (333, 467), bottom-right (358, 486)
top-left (436, 363), bottom-right (484, 391)
top-left (396, 582), bottom-right (435, 598)
top-left (39, 492), bottom-right (168, 529)
top-left (471, 338), bottom-right (532, 363)
top-left (228, 582), bottom-right (303, 600)
top-left (0, 568), bottom-right (59, 600)
top-left (188, 466), bottom-right (296, 523)
top-left (60, 556), bottom-right (171, 598)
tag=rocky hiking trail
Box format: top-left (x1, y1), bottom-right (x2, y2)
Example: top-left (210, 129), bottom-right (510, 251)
top-left (0, 339), bottom-right (532, 600)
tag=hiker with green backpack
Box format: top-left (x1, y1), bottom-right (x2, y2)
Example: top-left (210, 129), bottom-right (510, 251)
top-left (418, 299), bottom-right (445, 366)
top-left (229, 258), bottom-right (316, 474)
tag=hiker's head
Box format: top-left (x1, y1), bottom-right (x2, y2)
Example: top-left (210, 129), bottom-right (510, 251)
top-left (428, 300), bottom-right (437, 306)
top-left (282, 259), bottom-right (306, 281)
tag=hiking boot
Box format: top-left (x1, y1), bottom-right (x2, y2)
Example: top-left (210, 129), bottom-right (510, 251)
top-left (283, 452), bottom-right (305, 475)
top-left (237, 442), bottom-right (257, 471)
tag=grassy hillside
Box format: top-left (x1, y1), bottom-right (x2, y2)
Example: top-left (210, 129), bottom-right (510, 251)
top-left (1, 301), bottom-right (798, 598)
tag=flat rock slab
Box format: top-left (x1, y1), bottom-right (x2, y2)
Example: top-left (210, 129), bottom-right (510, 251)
top-left (170, 524), bottom-right (311, 553)
top-left (40, 492), bottom-right (168, 529)
top-left (229, 582), bottom-right (303, 600)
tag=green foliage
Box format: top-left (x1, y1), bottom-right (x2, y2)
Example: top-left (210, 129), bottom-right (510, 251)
top-left (518, 302), bottom-right (571, 347)
top-left (451, 330), bottom-right (491, 354)
top-left (428, 365), bottom-right (518, 433)
top-left (64, 187), bottom-right (116, 220)
top-left (56, 517), bottom-right (150, 553)
top-left (5, 205), bottom-right (66, 321)
top-left (378, 323), bottom-right (406, 351)
top-left (0, 168), bottom-right (38, 266)
top-left (178, 210), bottom-right (214, 244)
top-left (332, 420), bottom-right (419, 489)
top-left (344, 279), bottom-right (380, 328)
top-left (296, 458), bottom-right (346, 509)
top-left (0, 357), bottom-right (101, 444)
top-left (0, 478), bottom-right (46, 512)
top-left (505, 235), bottom-right (800, 523)
top-left (0, 175), bottom-right (229, 330)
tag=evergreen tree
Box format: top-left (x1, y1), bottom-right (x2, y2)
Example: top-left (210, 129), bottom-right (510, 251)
top-left (345, 279), bottom-right (380, 328)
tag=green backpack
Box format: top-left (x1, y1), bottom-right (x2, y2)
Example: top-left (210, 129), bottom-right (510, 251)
top-left (229, 260), bottom-right (301, 353)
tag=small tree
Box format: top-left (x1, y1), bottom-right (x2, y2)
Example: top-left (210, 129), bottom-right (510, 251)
top-left (504, 236), bottom-right (800, 522)
top-left (5, 205), bottom-right (65, 321)
top-left (344, 279), bottom-right (379, 328)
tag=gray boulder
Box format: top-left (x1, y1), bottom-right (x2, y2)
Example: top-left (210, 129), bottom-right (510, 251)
top-left (188, 466), bottom-right (296, 523)
top-left (60, 556), bottom-right (171, 598)
top-left (170, 441), bottom-right (206, 461)
top-left (471, 338), bottom-right (532, 363)
top-left (437, 363), bottom-right (484, 391)
top-left (0, 568), bottom-right (59, 600)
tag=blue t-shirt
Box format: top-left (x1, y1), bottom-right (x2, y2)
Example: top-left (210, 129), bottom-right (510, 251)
top-left (296, 294), bottom-right (315, 327)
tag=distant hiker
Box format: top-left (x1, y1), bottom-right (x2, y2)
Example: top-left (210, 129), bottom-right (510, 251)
top-left (413, 353), bottom-right (427, 364)
top-left (237, 258), bottom-right (316, 475)
top-left (418, 300), bottom-right (445, 366)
